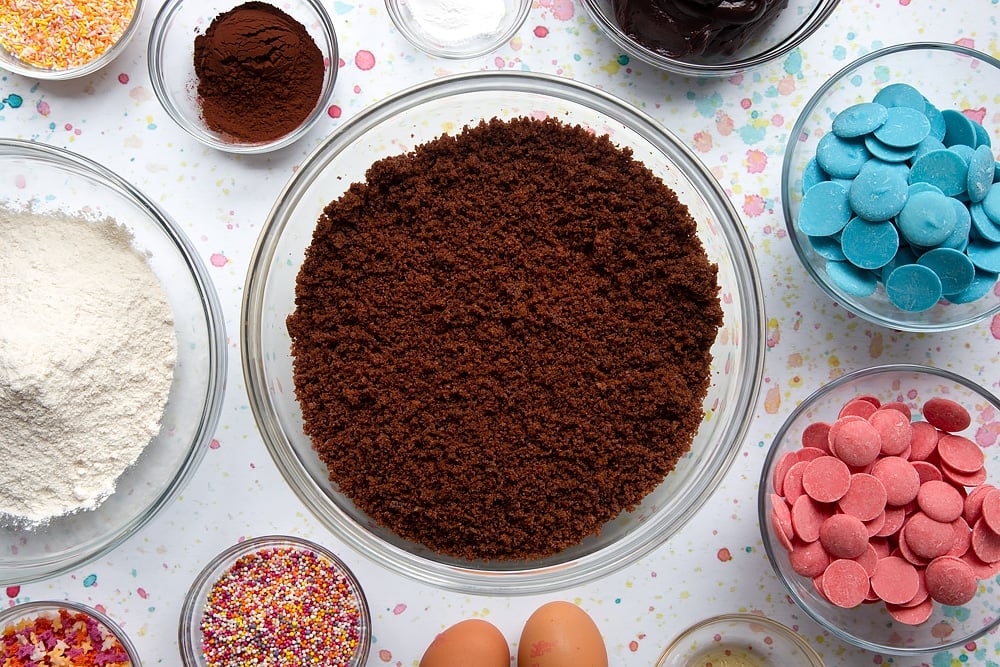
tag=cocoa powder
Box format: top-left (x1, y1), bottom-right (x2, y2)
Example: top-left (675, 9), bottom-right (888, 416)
top-left (193, 2), bottom-right (325, 143)
top-left (288, 117), bottom-right (723, 561)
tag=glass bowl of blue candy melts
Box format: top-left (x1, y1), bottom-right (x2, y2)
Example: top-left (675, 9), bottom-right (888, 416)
top-left (782, 42), bottom-right (1000, 332)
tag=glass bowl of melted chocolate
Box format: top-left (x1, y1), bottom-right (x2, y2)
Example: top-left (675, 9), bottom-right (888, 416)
top-left (581, 0), bottom-right (840, 76)
top-left (243, 71), bottom-right (766, 594)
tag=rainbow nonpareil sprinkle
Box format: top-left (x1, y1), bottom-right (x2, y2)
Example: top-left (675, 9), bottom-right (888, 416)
top-left (1, 607), bottom-right (132, 667)
top-left (200, 546), bottom-right (364, 667)
top-left (0, 0), bottom-right (137, 70)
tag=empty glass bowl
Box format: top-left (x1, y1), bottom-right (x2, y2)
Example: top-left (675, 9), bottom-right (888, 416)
top-left (242, 71), bottom-right (765, 594)
top-left (782, 43), bottom-right (1000, 331)
top-left (759, 364), bottom-right (1000, 655)
top-left (580, 0), bottom-right (840, 77)
top-left (0, 140), bottom-right (226, 585)
top-left (147, 0), bottom-right (339, 153)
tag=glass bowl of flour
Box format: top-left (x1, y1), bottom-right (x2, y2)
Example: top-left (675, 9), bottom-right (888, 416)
top-left (0, 140), bottom-right (226, 585)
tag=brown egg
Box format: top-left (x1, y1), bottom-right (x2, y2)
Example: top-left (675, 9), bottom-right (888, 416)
top-left (518, 601), bottom-right (609, 667)
top-left (419, 618), bottom-right (510, 667)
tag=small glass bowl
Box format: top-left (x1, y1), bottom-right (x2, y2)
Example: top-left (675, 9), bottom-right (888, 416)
top-left (242, 70), bottom-right (765, 595)
top-left (179, 535), bottom-right (371, 667)
top-left (385, 0), bottom-right (531, 59)
top-left (759, 364), bottom-right (1000, 655)
top-left (782, 43), bottom-right (1000, 332)
top-left (0, 600), bottom-right (142, 666)
top-left (0, 0), bottom-right (144, 80)
top-left (0, 140), bottom-right (226, 585)
top-left (656, 614), bottom-right (824, 667)
top-left (147, 0), bottom-right (339, 153)
top-left (580, 0), bottom-right (840, 77)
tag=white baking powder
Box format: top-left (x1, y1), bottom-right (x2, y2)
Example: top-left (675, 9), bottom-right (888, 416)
top-left (406, 0), bottom-right (507, 43)
top-left (0, 208), bottom-right (177, 523)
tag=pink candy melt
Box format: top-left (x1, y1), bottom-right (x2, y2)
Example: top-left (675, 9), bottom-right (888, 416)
top-left (770, 390), bottom-right (995, 625)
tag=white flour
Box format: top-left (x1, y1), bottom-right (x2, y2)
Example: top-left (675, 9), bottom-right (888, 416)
top-left (0, 207), bottom-right (177, 523)
top-left (406, 0), bottom-right (507, 43)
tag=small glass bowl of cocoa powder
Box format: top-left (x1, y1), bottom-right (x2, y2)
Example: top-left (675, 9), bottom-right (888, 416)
top-left (147, 0), bottom-right (338, 153)
top-left (243, 71), bottom-right (767, 595)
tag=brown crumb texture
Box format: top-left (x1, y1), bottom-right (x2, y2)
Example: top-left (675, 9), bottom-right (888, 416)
top-left (287, 116), bottom-right (723, 561)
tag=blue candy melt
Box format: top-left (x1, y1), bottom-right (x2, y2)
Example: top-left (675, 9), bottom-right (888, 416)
top-left (802, 157), bottom-right (829, 193)
top-left (798, 181), bottom-right (852, 236)
top-left (873, 83), bottom-right (926, 111)
top-left (967, 239), bottom-right (1000, 272)
top-left (947, 269), bottom-right (1000, 304)
top-left (915, 136), bottom-right (946, 160)
top-left (849, 159), bottom-right (909, 221)
top-left (909, 149), bottom-right (970, 197)
top-left (897, 190), bottom-right (957, 246)
top-left (865, 134), bottom-right (917, 163)
top-left (981, 183), bottom-right (1000, 226)
top-left (816, 133), bottom-right (871, 178)
top-left (841, 218), bottom-right (899, 269)
top-left (942, 109), bottom-right (978, 148)
top-left (809, 234), bottom-right (847, 261)
top-left (924, 101), bottom-right (947, 142)
top-left (942, 197), bottom-right (973, 250)
top-left (967, 145), bottom-right (995, 203)
top-left (826, 260), bottom-right (878, 297)
top-left (917, 247), bottom-right (976, 295)
top-left (873, 106), bottom-right (931, 148)
top-left (832, 102), bottom-right (889, 138)
top-left (885, 263), bottom-right (943, 312)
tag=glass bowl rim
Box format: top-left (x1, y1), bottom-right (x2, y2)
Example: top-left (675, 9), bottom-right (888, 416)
top-left (146, 0), bottom-right (340, 154)
top-left (0, 138), bottom-right (227, 585)
top-left (578, 0), bottom-right (842, 77)
top-left (177, 534), bottom-right (372, 666)
top-left (655, 612), bottom-right (825, 666)
top-left (383, 0), bottom-right (532, 60)
top-left (757, 362), bottom-right (1000, 655)
top-left (241, 69), bottom-right (766, 595)
top-left (0, 0), bottom-right (145, 80)
top-left (0, 599), bottom-right (143, 665)
top-left (780, 41), bottom-right (1000, 332)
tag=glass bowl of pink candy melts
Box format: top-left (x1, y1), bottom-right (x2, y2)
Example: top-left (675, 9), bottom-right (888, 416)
top-left (759, 364), bottom-right (1000, 655)
top-left (782, 43), bottom-right (1000, 332)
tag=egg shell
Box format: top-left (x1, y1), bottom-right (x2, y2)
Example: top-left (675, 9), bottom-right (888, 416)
top-left (517, 601), bottom-right (609, 667)
top-left (419, 618), bottom-right (510, 667)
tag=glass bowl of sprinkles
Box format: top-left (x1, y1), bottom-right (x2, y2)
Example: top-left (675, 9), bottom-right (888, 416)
top-left (782, 43), bottom-right (1000, 332)
top-left (147, 0), bottom-right (339, 154)
top-left (179, 535), bottom-right (371, 667)
top-left (242, 71), bottom-right (766, 594)
top-left (384, 0), bottom-right (531, 59)
top-left (1, 600), bottom-right (141, 667)
top-left (0, 140), bottom-right (226, 585)
top-left (759, 364), bottom-right (1000, 655)
top-left (655, 614), bottom-right (824, 667)
top-left (580, 0), bottom-right (840, 77)
top-left (0, 0), bottom-right (143, 80)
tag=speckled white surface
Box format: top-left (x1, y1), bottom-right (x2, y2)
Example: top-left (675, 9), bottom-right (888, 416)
top-left (2, 1), bottom-right (1000, 665)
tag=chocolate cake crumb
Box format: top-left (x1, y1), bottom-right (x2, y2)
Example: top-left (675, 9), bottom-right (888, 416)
top-left (287, 116), bottom-right (723, 561)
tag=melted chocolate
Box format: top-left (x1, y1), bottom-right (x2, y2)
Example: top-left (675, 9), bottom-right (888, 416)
top-left (611, 0), bottom-right (789, 59)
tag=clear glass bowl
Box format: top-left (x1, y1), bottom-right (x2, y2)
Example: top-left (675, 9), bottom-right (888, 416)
top-left (242, 71), bottom-right (765, 595)
top-left (385, 0), bottom-right (531, 59)
top-left (580, 0), bottom-right (840, 77)
top-left (179, 535), bottom-right (371, 667)
top-left (0, 0), bottom-right (144, 80)
top-left (0, 140), bottom-right (226, 585)
top-left (759, 364), bottom-right (1000, 655)
top-left (0, 600), bottom-right (142, 666)
top-left (147, 0), bottom-right (339, 153)
top-left (782, 43), bottom-right (1000, 332)
top-left (656, 614), bottom-right (824, 666)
